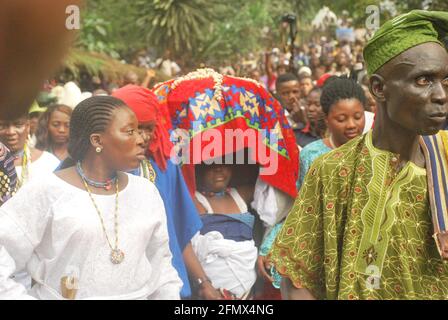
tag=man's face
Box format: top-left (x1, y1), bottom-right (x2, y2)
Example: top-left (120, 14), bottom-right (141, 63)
top-left (310, 56), bottom-right (320, 68)
top-left (378, 42), bottom-right (448, 136)
top-left (306, 90), bottom-right (323, 124)
top-left (300, 77), bottom-right (313, 97)
top-left (124, 72), bottom-right (139, 85)
top-left (277, 80), bottom-right (300, 112)
top-left (29, 115), bottom-right (40, 136)
top-left (277, 65), bottom-right (287, 76)
top-left (0, 115), bottom-right (30, 153)
top-left (336, 52), bottom-right (348, 67)
top-left (313, 66), bottom-right (326, 81)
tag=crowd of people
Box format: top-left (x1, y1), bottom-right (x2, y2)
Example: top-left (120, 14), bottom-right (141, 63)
top-left (0, 8), bottom-right (448, 300)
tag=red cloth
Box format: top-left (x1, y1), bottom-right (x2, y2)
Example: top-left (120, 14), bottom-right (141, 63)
top-left (301, 121), bottom-right (311, 133)
top-left (153, 74), bottom-right (299, 199)
top-left (316, 73), bottom-right (332, 88)
top-left (113, 85), bottom-right (173, 171)
top-left (268, 74), bottom-right (277, 93)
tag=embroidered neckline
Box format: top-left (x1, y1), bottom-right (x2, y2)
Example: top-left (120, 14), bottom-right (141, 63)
top-left (355, 131), bottom-right (425, 276)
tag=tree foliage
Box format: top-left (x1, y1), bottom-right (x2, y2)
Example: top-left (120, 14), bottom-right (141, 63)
top-left (196, 0), bottom-right (294, 63)
top-left (135, 0), bottom-right (222, 56)
top-left (79, 0), bottom-right (448, 65)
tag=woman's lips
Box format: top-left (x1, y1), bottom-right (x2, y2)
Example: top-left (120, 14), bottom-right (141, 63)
top-left (345, 131), bottom-right (359, 139)
top-left (53, 136), bottom-right (68, 142)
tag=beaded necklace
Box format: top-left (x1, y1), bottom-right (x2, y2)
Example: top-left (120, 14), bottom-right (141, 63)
top-left (15, 143), bottom-right (31, 190)
top-left (81, 175), bottom-right (124, 264)
top-left (76, 161), bottom-right (117, 191)
top-left (200, 188), bottom-right (230, 198)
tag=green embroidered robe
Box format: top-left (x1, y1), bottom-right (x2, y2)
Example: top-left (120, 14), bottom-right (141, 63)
top-left (269, 131), bottom-right (448, 300)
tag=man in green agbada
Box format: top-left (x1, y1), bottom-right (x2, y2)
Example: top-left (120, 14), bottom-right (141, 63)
top-left (269, 10), bottom-right (448, 300)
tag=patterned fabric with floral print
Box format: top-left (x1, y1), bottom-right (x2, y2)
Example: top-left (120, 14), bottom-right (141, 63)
top-left (268, 131), bottom-right (448, 300)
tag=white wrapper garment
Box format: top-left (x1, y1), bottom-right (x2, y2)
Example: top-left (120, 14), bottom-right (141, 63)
top-left (191, 231), bottom-right (257, 299)
top-left (13, 150), bottom-right (60, 289)
top-left (15, 151), bottom-right (60, 184)
top-left (193, 189), bottom-right (258, 298)
top-left (0, 173), bottom-right (182, 300)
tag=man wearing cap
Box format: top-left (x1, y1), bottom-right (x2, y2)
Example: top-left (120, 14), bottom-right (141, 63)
top-left (269, 10), bottom-right (448, 299)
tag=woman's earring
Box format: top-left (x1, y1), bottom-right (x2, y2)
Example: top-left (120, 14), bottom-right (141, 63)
top-left (96, 147), bottom-right (102, 153)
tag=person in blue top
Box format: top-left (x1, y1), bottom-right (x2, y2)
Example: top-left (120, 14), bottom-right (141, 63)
top-left (113, 85), bottom-right (223, 299)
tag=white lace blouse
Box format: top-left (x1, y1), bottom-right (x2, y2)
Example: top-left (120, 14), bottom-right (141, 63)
top-left (0, 173), bottom-right (182, 300)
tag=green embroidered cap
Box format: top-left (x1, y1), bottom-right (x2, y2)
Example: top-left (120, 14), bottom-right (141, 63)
top-left (364, 10), bottom-right (448, 75)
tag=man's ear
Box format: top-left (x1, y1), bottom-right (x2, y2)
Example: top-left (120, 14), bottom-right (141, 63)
top-left (369, 74), bottom-right (386, 102)
top-left (89, 133), bottom-right (103, 150)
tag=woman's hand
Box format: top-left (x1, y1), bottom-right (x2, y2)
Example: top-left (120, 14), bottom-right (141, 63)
top-left (257, 255), bottom-right (274, 283)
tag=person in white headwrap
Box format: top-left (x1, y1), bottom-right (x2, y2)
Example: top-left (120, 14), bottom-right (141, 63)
top-left (59, 82), bottom-right (83, 109)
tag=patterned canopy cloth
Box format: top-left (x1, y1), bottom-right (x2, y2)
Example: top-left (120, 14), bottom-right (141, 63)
top-left (153, 69), bottom-right (299, 198)
top-left (269, 131), bottom-right (448, 299)
top-left (0, 143), bottom-right (17, 205)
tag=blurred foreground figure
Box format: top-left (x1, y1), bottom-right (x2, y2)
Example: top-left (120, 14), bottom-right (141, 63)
top-left (0, 0), bottom-right (79, 120)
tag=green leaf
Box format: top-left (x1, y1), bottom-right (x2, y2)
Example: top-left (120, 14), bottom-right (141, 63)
top-left (95, 25), bottom-right (107, 37)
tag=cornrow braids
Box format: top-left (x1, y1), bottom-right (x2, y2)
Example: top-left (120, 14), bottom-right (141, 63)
top-left (58, 96), bottom-right (127, 170)
top-left (320, 76), bottom-right (366, 115)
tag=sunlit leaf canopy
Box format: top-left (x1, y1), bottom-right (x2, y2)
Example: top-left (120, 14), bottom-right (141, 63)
top-left (77, 0), bottom-right (448, 67)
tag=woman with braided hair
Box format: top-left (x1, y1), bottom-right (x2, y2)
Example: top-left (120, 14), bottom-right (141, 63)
top-left (0, 96), bottom-right (182, 299)
top-left (111, 85), bottom-right (221, 300)
top-left (305, 76), bottom-right (366, 173)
